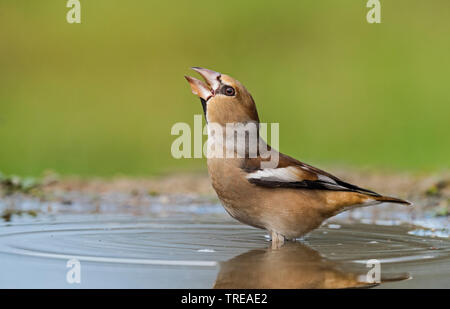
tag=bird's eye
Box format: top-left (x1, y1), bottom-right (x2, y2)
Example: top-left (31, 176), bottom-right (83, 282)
top-left (224, 86), bottom-right (235, 96)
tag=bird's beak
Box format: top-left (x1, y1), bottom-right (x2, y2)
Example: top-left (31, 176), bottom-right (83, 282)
top-left (184, 75), bottom-right (213, 101)
top-left (185, 67), bottom-right (222, 101)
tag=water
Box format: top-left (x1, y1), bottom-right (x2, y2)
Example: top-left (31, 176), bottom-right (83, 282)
top-left (0, 208), bottom-right (449, 288)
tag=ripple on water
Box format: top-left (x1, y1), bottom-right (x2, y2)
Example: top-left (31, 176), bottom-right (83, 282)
top-left (0, 214), bottom-right (449, 288)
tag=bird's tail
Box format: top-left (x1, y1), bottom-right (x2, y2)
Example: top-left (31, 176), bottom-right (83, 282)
top-left (373, 195), bottom-right (412, 206)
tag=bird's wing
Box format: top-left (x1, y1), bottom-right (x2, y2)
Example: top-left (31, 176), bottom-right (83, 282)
top-left (243, 153), bottom-right (381, 196)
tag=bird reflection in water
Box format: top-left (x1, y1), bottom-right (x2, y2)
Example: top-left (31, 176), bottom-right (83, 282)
top-left (213, 242), bottom-right (409, 289)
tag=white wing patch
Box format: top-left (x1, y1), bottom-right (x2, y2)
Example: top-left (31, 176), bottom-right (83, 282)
top-left (246, 166), bottom-right (349, 191)
top-left (317, 174), bottom-right (338, 184)
top-left (246, 164), bottom-right (380, 195)
top-left (245, 166), bottom-right (301, 182)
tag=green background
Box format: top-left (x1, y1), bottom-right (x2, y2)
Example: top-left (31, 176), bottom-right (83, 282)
top-left (1, 1), bottom-right (449, 176)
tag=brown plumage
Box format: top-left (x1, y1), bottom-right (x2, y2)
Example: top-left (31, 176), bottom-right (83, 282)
top-left (213, 242), bottom-right (409, 288)
top-left (185, 67), bottom-right (411, 246)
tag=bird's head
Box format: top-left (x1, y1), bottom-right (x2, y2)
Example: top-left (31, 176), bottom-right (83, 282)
top-left (185, 67), bottom-right (259, 125)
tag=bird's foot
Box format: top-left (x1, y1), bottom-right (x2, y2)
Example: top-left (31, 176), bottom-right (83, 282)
top-left (271, 231), bottom-right (285, 249)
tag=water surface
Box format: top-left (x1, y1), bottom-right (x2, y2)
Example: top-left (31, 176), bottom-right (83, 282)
top-left (0, 210), bottom-right (448, 288)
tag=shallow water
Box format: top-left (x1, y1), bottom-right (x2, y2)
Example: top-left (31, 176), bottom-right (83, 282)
top-left (0, 209), bottom-right (449, 288)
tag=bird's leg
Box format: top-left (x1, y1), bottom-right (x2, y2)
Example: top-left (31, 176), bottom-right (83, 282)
top-left (271, 231), bottom-right (285, 249)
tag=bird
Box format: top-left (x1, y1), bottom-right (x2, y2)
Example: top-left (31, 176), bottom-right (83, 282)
top-left (213, 242), bottom-right (409, 288)
top-left (185, 67), bottom-right (411, 246)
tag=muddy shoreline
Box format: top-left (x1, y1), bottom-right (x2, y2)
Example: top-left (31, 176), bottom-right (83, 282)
top-left (1, 170), bottom-right (449, 223)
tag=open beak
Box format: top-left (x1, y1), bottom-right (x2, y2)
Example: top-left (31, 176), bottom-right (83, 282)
top-left (184, 76), bottom-right (213, 101)
top-left (184, 67), bottom-right (222, 101)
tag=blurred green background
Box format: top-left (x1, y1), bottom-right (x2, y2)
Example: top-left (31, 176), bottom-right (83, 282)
top-left (0, 0), bottom-right (449, 177)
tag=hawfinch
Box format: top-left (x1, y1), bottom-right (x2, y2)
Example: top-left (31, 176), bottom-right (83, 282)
top-left (185, 67), bottom-right (411, 246)
top-left (213, 242), bottom-right (408, 288)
